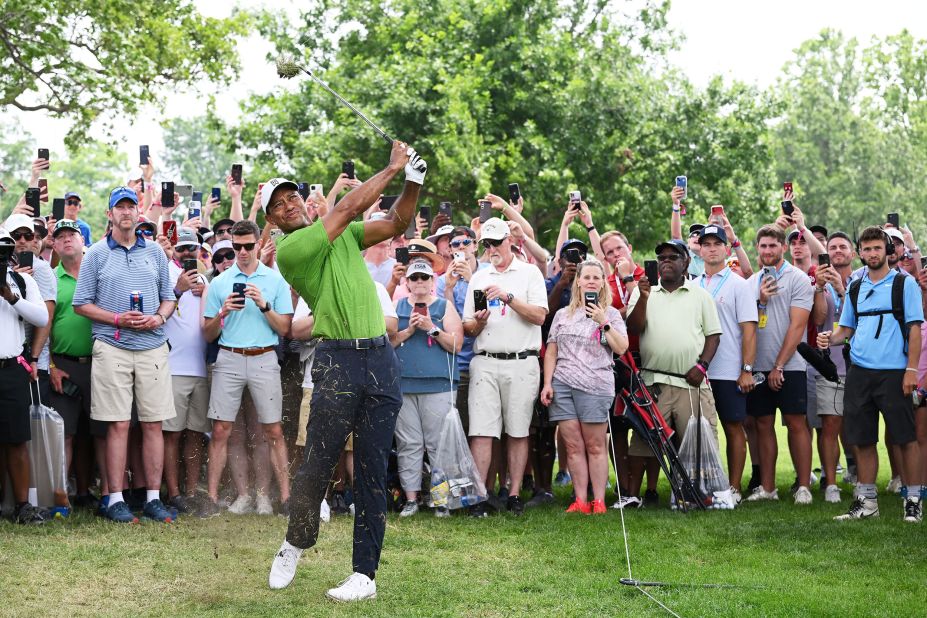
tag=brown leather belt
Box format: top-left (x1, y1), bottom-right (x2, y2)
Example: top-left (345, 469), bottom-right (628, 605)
top-left (219, 345), bottom-right (276, 356)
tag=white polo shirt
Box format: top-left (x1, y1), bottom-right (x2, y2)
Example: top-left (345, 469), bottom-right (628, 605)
top-left (165, 262), bottom-right (208, 378)
top-left (1, 270), bottom-right (47, 358)
top-left (463, 257), bottom-right (548, 354)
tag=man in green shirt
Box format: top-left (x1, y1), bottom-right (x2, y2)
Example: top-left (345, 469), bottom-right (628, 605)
top-left (265, 140), bottom-right (427, 602)
top-left (47, 219), bottom-right (108, 510)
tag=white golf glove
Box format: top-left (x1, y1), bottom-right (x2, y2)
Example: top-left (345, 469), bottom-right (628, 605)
top-left (404, 149), bottom-right (427, 185)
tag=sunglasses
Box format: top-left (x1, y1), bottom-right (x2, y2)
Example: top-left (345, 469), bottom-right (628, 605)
top-left (215, 228), bottom-right (232, 236)
top-left (175, 244), bottom-right (198, 252)
top-left (481, 238), bottom-right (504, 249)
top-left (137, 229), bottom-right (154, 237)
top-left (232, 242), bottom-right (256, 252)
top-left (656, 253), bottom-right (683, 262)
top-left (213, 251), bottom-right (235, 263)
top-left (408, 274), bottom-right (432, 282)
top-left (66, 200), bottom-right (80, 206)
top-left (450, 239), bottom-right (473, 248)
top-left (11, 231), bottom-right (35, 241)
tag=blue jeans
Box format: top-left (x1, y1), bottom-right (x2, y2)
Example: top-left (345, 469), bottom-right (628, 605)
top-left (286, 340), bottom-right (401, 576)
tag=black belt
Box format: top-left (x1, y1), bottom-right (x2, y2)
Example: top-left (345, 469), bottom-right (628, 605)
top-left (478, 350), bottom-right (539, 360)
top-left (317, 335), bottom-right (389, 350)
top-left (54, 353), bottom-right (92, 364)
top-left (0, 356), bottom-right (25, 369)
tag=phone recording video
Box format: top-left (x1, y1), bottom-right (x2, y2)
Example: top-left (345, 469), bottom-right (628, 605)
top-left (781, 200), bottom-right (795, 217)
top-left (25, 188), bottom-right (41, 217)
top-left (342, 160), bottom-right (355, 180)
top-left (139, 145), bottom-right (150, 167)
top-left (231, 164), bottom-right (243, 185)
top-left (644, 260), bottom-right (658, 285)
top-left (479, 200), bottom-right (492, 223)
top-left (508, 183), bottom-right (521, 204)
top-left (395, 247), bottom-right (410, 265)
top-left (473, 289), bottom-right (488, 312)
top-left (53, 198), bottom-right (65, 221)
top-left (818, 254), bottom-right (831, 267)
top-left (162, 182), bottom-right (175, 208)
top-left (887, 213), bottom-right (900, 228)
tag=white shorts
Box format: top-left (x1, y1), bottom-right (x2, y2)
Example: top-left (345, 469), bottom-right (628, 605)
top-left (467, 355), bottom-right (539, 439)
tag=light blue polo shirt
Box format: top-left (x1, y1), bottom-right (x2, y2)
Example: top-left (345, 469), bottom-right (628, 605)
top-left (839, 269), bottom-right (923, 370)
top-left (205, 262), bottom-right (294, 348)
top-left (72, 234), bottom-right (175, 351)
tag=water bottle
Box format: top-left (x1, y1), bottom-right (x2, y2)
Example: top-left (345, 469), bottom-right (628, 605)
top-left (430, 468), bottom-right (449, 507)
top-left (737, 372), bottom-right (766, 393)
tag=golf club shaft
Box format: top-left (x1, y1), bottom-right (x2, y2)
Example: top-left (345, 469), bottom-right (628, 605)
top-left (300, 67), bottom-right (393, 145)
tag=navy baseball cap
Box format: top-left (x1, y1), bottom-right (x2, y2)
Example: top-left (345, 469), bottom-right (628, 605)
top-left (655, 239), bottom-right (690, 257)
top-left (561, 238), bottom-right (588, 255)
top-left (698, 225), bottom-right (728, 245)
top-left (108, 186), bottom-right (138, 209)
top-left (688, 223), bottom-right (705, 236)
top-left (64, 191), bottom-right (81, 201)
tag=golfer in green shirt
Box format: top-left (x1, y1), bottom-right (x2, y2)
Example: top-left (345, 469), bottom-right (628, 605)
top-left (265, 140), bottom-right (427, 602)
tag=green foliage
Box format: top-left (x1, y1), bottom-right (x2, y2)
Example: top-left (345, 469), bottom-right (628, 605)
top-left (0, 0), bottom-right (248, 147)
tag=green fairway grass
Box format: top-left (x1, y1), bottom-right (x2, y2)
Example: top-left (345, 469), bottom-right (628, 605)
top-left (3, 426), bottom-right (926, 617)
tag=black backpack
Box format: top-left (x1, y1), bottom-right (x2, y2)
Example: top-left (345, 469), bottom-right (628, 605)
top-left (847, 273), bottom-right (908, 353)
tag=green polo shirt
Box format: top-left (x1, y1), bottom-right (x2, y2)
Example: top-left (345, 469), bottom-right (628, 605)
top-left (627, 279), bottom-right (722, 389)
top-left (51, 263), bottom-right (93, 357)
top-left (276, 220), bottom-right (385, 339)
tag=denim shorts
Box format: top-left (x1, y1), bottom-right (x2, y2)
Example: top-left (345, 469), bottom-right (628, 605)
top-left (548, 378), bottom-right (613, 423)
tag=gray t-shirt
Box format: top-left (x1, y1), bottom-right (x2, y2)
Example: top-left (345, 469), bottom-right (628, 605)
top-left (25, 257), bottom-right (57, 371)
top-left (697, 268), bottom-right (758, 381)
top-left (818, 284), bottom-right (847, 377)
top-left (748, 262), bottom-right (813, 372)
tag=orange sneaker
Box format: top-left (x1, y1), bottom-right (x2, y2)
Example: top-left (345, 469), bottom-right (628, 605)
top-left (566, 500), bottom-right (592, 514)
top-left (591, 499), bottom-right (607, 514)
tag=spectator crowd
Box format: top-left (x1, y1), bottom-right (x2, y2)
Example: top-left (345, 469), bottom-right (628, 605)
top-left (1, 152), bottom-right (925, 529)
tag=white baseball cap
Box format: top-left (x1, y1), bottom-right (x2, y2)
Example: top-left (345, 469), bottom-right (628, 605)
top-left (406, 258), bottom-right (434, 277)
top-left (260, 178), bottom-right (299, 212)
top-left (3, 213), bottom-right (34, 233)
top-left (479, 217), bottom-right (510, 242)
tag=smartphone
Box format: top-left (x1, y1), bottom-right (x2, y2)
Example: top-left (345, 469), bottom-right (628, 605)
top-left (479, 200), bottom-right (492, 223)
top-left (404, 218), bottom-right (416, 239)
top-left (162, 221), bottom-right (178, 246)
top-left (783, 181), bottom-right (793, 195)
top-left (508, 183), bottom-right (521, 204)
top-left (565, 248), bottom-right (583, 264)
top-left (781, 200), bottom-right (795, 217)
top-left (231, 164), bottom-right (243, 185)
top-left (188, 206), bottom-right (201, 219)
top-left (644, 260), bottom-right (658, 285)
top-left (380, 195), bottom-right (398, 211)
top-left (139, 145), bottom-right (150, 167)
top-left (419, 206), bottom-right (431, 227)
top-left (887, 213), bottom-right (900, 228)
top-left (37, 148), bottom-right (49, 165)
top-left (921, 256), bottom-right (927, 270)
top-left (232, 282), bottom-right (247, 301)
top-left (438, 201), bottom-right (453, 220)
top-left (762, 265), bottom-right (778, 290)
top-left (569, 190), bottom-right (582, 209)
top-left (818, 254), bottom-right (831, 267)
top-left (0, 262), bottom-right (6, 288)
top-left (395, 246), bottom-right (410, 265)
top-left (211, 187), bottom-right (221, 202)
top-left (61, 377), bottom-right (81, 398)
top-left (453, 251), bottom-right (465, 262)
top-left (161, 182), bottom-right (175, 208)
top-left (182, 259), bottom-right (197, 273)
top-left (473, 289), bottom-right (488, 312)
top-left (176, 184), bottom-right (193, 199)
top-left (297, 182), bottom-right (309, 200)
top-left (17, 252), bottom-right (34, 269)
top-left (25, 187), bottom-right (41, 217)
top-left (342, 160), bottom-right (355, 180)
top-left (710, 205), bottom-right (724, 217)
top-left (413, 302), bottom-right (428, 316)
top-left (52, 198), bottom-right (65, 221)
top-left (38, 178), bottom-right (48, 202)
top-left (675, 175), bottom-right (687, 199)
top-left (192, 191), bottom-right (203, 204)
top-left (584, 291), bottom-right (598, 307)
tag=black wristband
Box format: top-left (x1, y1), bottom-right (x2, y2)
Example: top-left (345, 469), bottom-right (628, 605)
top-left (260, 303), bottom-right (271, 313)
top-left (621, 275), bottom-right (635, 284)
top-left (586, 225), bottom-right (596, 232)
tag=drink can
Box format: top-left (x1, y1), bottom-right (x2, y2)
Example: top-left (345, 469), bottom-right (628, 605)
top-left (130, 291), bottom-right (143, 312)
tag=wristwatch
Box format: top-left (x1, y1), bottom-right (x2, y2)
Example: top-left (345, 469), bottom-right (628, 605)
top-left (742, 364), bottom-right (753, 373)
top-left (621, 275), bottom-right (635, 284)
top-left (428, 327), bottom-right (441, 338)
top-left (505, 293), bottom-right (514, 304)
top-left (260, 303), bottom-right (271, 313)
top-left (602, 324), bottom-right (611, 333)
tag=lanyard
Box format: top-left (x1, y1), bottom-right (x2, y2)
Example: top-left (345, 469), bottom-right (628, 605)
top-left (699, 267), bottom-right (731, 300)
top-left (826, 284), bottom-right (841, 313)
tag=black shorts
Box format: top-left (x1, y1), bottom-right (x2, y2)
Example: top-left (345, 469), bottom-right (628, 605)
top-left (843, 365), bottom-right (916, 446)
top-left (746, 370), bottom-right (807, 417)
top-left (47, 355), bottom-right (107, 438)
top-left (712, 380), bottom-right (747, 423)
top-left (0, 361), bottom-right (32, 443)
top-left (455, 370), bottom-right (471, 435)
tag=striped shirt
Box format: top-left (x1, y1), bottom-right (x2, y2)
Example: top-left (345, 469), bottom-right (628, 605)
top-left (72, 234), bottom-right (175, 351)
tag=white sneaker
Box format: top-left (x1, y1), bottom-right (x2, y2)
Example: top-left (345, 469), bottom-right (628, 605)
top-left (711, 489), bottom-right (735, 510)
top-left (610, 496), bottom-right (642, 510)
top-left (903, 497), bottom-right (923, 523)
top-left (326, 572), bottom-right (377, 602)
top-left (320, 499), bottom-right (331, 523)
top-left (794, 486), bottom-right (812, 505)
top-left (824, 484), bottom-right (841, 503)
top-left (834, 496), bottom-right (879, 520)
top-left (268, 539), bottom-right (304, 589)
top-left (434, 506), bottom-right (450, 518)
top-left (808, 472), bottom-right (818, 486)
top-left (255, 493), bottom-right (274, 516)
top-left (886, 476), bottom-right (903, 494)
top-left (730, 487), bottom-right (743, 505)
top-left (399, 501), bottom-right (419, 518)
top-left (228, 494), bottom-right (255, 515)
top-left (745, 486), bottom-right (779, 502)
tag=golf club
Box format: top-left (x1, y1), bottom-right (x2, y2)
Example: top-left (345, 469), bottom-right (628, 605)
top-left (276, 53), bottom-right (394, 145)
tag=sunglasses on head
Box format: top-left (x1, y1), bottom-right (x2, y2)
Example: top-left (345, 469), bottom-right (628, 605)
top-left (656, 253), bottom-right (683, 262)
top-left (11, 230), bottom-right (35, 241)
top-left (232, 242), bottom-right (256, 252)
top-left (450, 239), bottom-right (473, 248)
top-left (213, 251), bottom-right (234, 263)
top-left (408, 273), bottom-right (432, 282)
top-left (481, 238), bottom-right (504, 249)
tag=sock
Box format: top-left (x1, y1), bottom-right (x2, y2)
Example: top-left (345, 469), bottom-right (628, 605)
top-left (906, 485), bottom-right (921, 500)
top-left (360, 571), bottom-right (375, 581)
top-left (109, 491), bottom-right (125, 506)
top-left (146, 490), bottom-right (161, 504)
top-left (856, 483), bottom-right (877, 499)
top-left (751, 464), bottom-right (760, 477)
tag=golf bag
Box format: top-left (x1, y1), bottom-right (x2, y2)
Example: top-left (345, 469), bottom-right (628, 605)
top-left (612, 352), bottom-right (707, 511)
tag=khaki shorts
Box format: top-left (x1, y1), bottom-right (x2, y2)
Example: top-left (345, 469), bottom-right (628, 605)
top-left (628, 383), bottom-right (718, 457)
top-left (468, 355), bottom-right (540, 439)
top-left (90, 340), bottom-right (176, 423)
top-left (296, 387), bottom-right (353, 450)
top-left (163, 375), bottom-right (211, 433)
top-left (815, 375), bottom-right (844, 417)
top-left (208, 349), bottom-right (282, 424)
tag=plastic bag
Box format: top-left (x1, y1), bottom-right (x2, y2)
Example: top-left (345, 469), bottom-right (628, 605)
top-left (677, 413), bottom-right (734, 509)
top-left (429, 408), bottom-right (487, 510)
top-left (28, 398), bottom-right (69, 511)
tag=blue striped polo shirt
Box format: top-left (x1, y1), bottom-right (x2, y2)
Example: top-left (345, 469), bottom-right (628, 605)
top-left (72, 234), bottom-right (175, 351)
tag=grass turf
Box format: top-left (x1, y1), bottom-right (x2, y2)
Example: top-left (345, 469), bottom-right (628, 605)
top-left (3, 428), bottom-right (926, 617)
